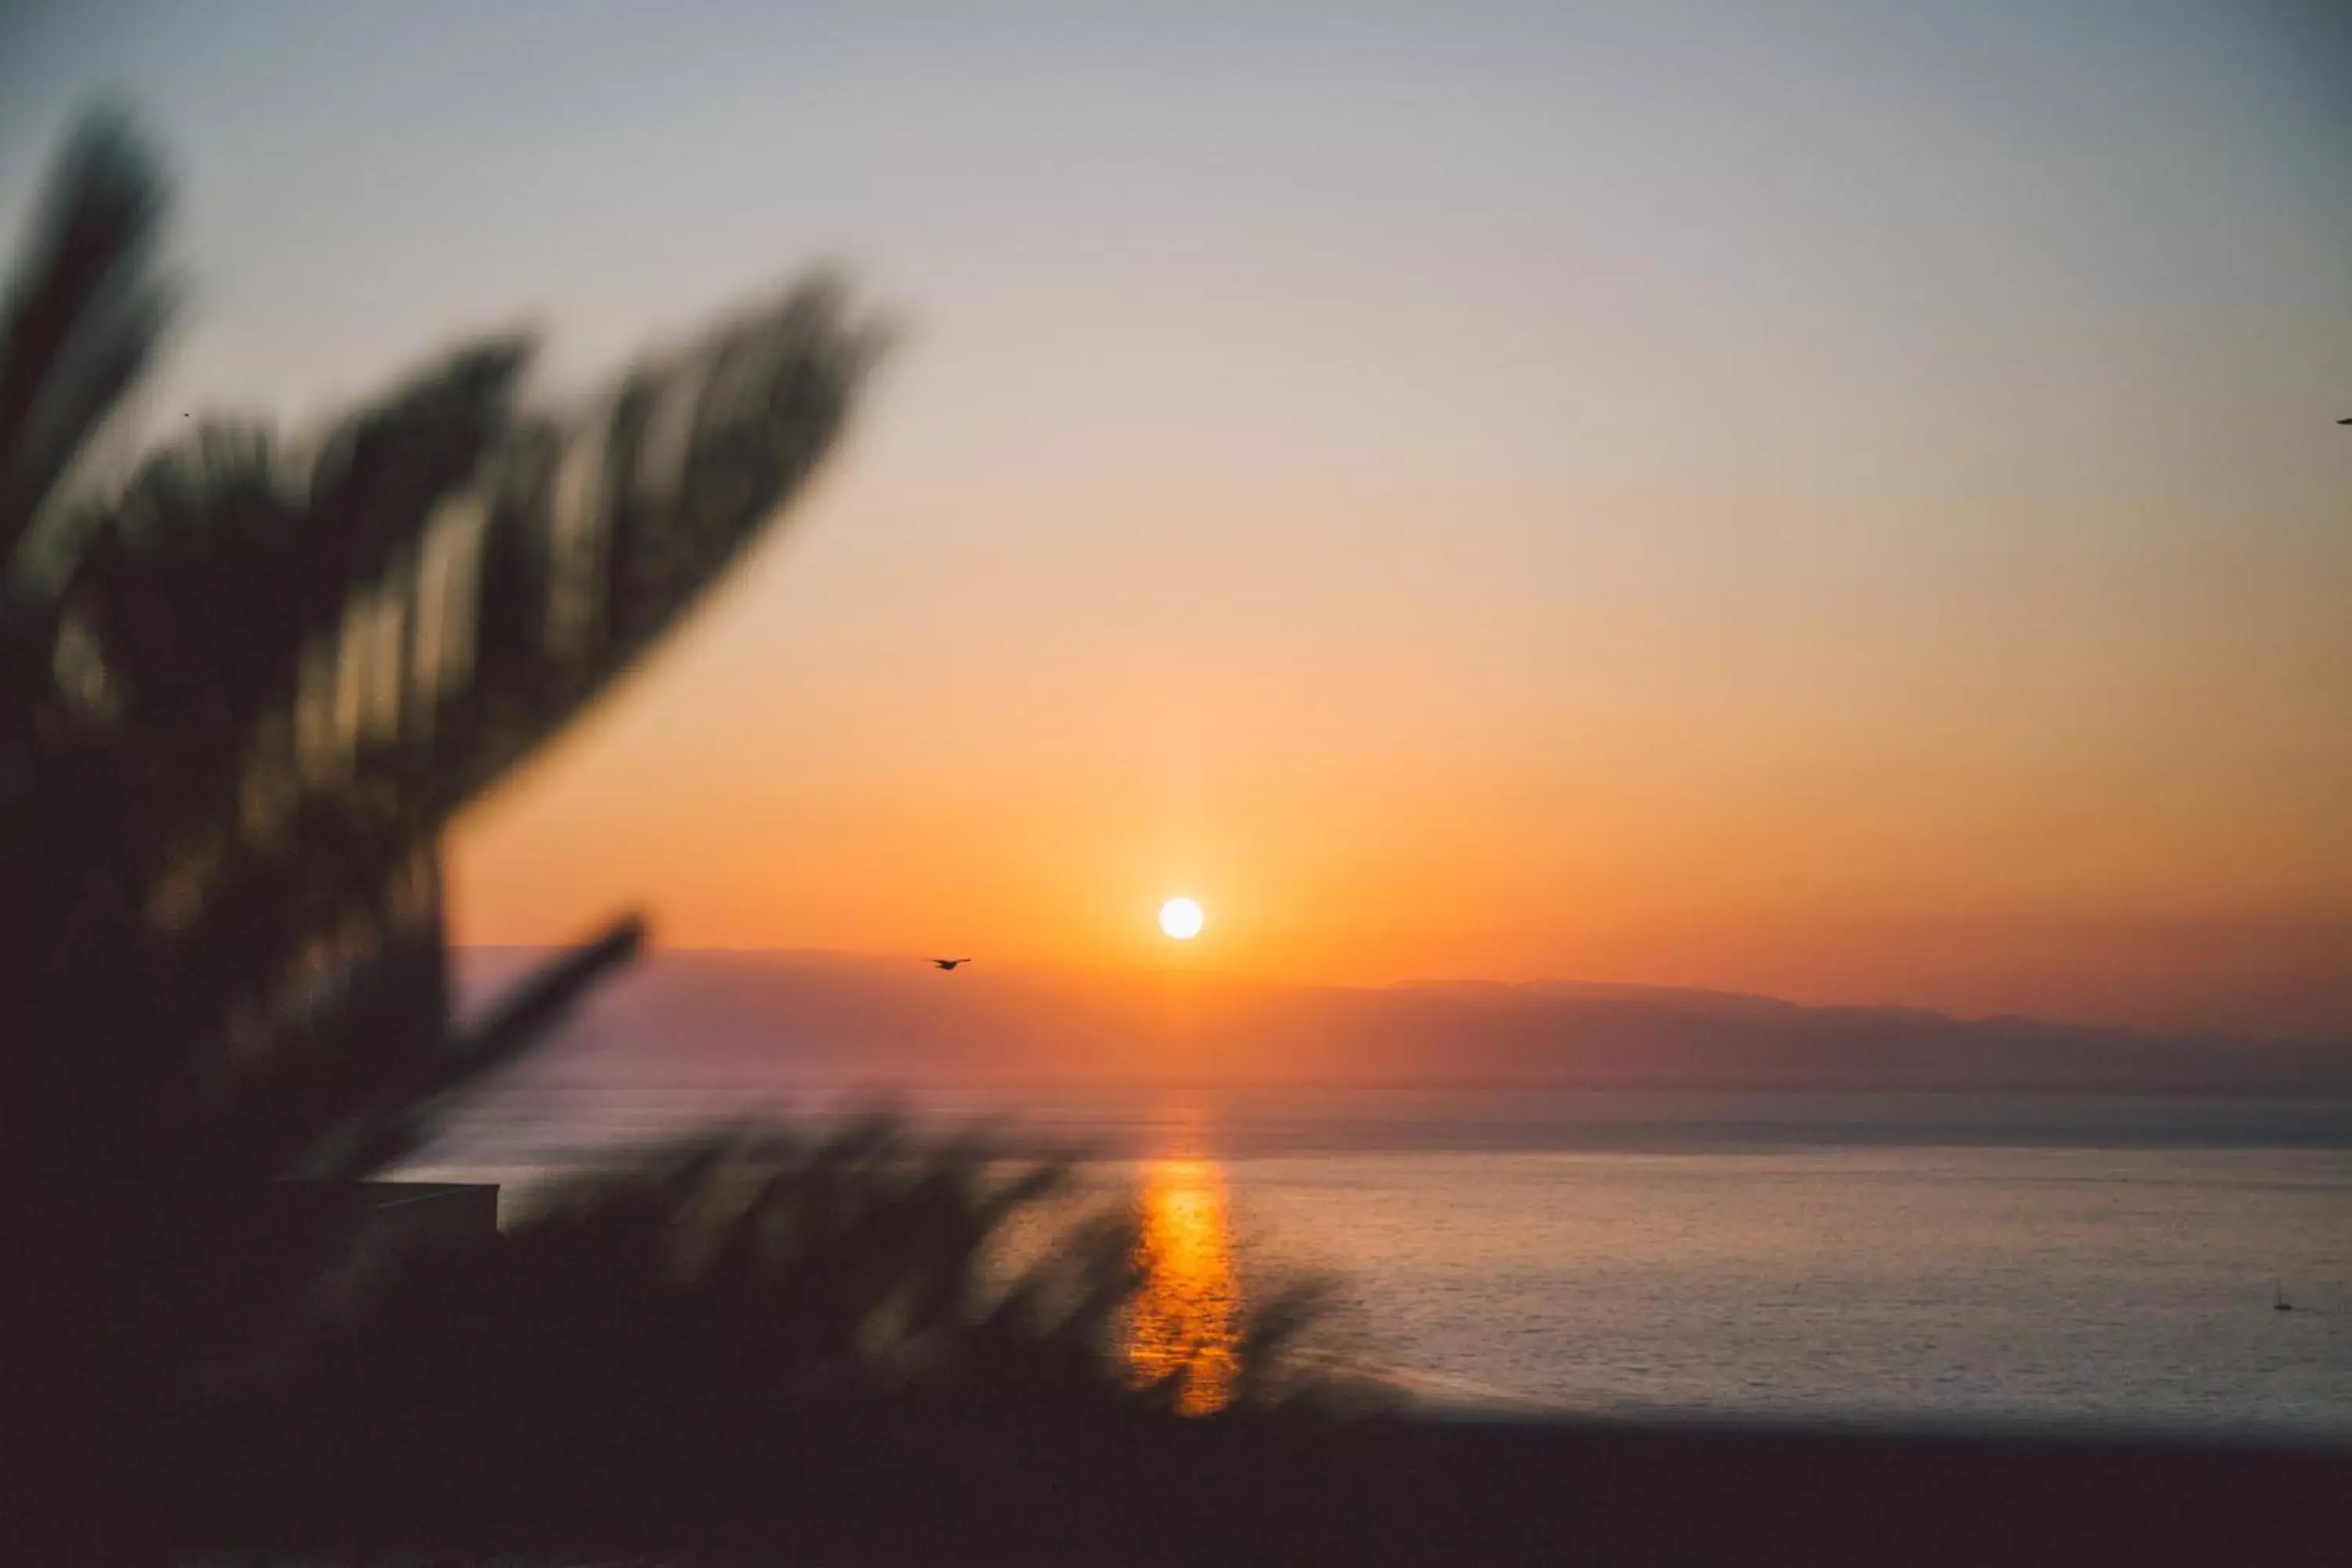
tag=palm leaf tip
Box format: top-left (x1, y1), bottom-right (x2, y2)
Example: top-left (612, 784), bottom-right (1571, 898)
top-left (417, 278), bottom-right (887, 820)
top-left (0, 109), bottom-right (176, 568)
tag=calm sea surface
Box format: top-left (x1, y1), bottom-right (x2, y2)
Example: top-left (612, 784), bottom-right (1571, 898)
top-left (408, 1087), bottom-right (2352, 1438)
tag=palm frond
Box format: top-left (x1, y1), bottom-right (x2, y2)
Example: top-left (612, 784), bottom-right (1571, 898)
top-left (425, 278), bottom-right (883, 819)
top-left (321, 913), bottom-right (647, 1178)
top-left (12, 281), bottom-right (878, 1178)
top-left (120, 285), bottom-right (878, 1009)
top-left (2, 108), bottom-right (894, 1421)
top-left (0, 111), bottom-right (173, 574)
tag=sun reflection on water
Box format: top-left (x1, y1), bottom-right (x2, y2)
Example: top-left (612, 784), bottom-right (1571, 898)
top-left (1128, 1158), bottom-right (1242, 1414)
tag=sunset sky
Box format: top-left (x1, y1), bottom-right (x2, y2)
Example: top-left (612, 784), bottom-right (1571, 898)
top-left (7, 2), bottom-right (2349, 1038)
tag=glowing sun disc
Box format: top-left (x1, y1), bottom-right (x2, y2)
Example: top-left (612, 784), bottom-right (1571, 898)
top-left (1159, 897), bottom-right (1205, 940)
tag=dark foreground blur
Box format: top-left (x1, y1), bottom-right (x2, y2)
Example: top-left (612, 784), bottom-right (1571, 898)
top-left (141, 1414), bottom-right (2345, 1567)
top-left (3, 111), bottom-right (2344, 1568)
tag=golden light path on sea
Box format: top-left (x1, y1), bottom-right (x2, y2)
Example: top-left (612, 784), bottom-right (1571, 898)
top-left (1128, 1158), bottom-right (1241, 1414)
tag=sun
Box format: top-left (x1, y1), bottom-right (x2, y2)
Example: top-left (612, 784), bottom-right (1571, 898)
top-left (1158, 897), bottom-right (1205, 940)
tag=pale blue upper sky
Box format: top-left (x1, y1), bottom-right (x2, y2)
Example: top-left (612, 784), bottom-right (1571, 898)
top-left (10, 2), bottom-right (2347, 483)
top-left (5, 1), bottom-right (2350, 1032)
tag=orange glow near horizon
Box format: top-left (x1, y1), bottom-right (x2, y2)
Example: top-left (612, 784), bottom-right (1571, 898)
top-left (444, 554), bottom-right (2352, 1040)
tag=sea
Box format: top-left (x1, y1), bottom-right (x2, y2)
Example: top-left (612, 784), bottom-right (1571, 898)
top-left (402, 1083), bottom-right (2352, 1440)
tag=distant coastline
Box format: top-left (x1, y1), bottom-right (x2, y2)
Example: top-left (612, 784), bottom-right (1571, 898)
top-left (453, 946), bottom-right (2352, 1103)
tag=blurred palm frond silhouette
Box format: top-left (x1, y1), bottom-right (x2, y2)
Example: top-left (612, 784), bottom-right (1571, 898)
top-left (319, 1116), bottom-right (1378, 1423)
top-left (326, 1121), bottom-right (1138, 1410)
top-left (1, 108), bottom-right (882, 1400)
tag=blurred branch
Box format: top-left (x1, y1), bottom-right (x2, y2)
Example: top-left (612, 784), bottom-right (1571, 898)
top-left (450, 913), bottom-right (644, 1080)
top-left (320, 913), bottom-right (648, 1178)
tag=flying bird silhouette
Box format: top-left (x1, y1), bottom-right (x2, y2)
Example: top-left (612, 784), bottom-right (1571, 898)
top-left (930, 957), bottom-right (971, 971)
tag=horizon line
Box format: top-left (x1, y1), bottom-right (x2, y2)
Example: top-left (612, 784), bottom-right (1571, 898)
top-left (451, 942), bottom-right (2350, 1049)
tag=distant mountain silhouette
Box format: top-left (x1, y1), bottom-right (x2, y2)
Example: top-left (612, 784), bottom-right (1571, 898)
top-left (1399, 978), bottom-right (1813, 1021)
top-left (457, 949), bottom-right (2352, 1100)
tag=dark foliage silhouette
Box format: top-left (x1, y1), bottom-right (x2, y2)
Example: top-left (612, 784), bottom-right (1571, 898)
top-left (1, 106), bottom-right (880, 1443)
top-left (140, 1114), bottom-right (1370, 1563)
top-left (313, 1116), bottom-right (1360, 1421)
